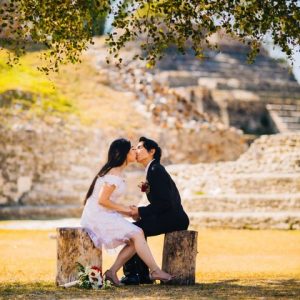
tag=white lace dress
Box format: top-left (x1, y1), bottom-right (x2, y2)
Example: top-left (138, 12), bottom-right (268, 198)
top-left (80, 174), bottom-right (141, 251)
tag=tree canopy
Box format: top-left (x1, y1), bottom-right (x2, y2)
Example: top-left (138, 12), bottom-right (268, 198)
top-left (1, 0), bottom-right (300, 72)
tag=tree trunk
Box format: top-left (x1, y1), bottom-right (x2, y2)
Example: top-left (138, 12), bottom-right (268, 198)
top-left (56, 227), bottom-right (102, 285)
top-left (161, 230), bottom-right (198, 285)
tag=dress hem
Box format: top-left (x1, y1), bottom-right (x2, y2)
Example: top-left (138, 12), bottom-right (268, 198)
top-left (83, 227), bottom-right (142, 251)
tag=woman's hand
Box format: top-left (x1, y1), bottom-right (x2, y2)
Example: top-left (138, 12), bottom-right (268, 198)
top-left (130, 205), bottom-right (141, 221)
top-left (98, 184), bottom-right (140, 219)
top-left (120, 206), bottom-right (133, 217)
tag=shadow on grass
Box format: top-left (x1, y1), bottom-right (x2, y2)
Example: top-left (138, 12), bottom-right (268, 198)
top-left (0, 279), bottom-right (299, 299)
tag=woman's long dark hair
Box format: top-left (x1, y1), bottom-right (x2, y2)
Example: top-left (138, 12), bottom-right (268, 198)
top-left (84, 138), bottom-right (131, 205)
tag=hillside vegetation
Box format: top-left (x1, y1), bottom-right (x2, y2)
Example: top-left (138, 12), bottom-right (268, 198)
top-left (0, 41), bottom-right (146, 132)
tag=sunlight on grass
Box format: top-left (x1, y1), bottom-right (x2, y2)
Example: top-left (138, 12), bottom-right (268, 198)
top-left (1, 229), bottom-right (300, 284)
top-left (0, 43), bottom-right (146, 131)
top-left (0, 51), bottom-right (75, 115)
top-left (0, 228), bottom-right (299, 298)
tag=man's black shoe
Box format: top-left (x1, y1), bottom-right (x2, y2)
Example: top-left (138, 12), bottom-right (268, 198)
top-left (139, 275), bottom-right (154, 284)
top-left (120, 274), bottom-right (140, 285)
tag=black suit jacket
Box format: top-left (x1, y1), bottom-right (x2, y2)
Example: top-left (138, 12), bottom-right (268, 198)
top-left (137, 160), bottom-right (189, 236)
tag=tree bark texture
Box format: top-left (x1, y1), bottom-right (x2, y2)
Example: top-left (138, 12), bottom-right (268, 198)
top-left (161, 230), bottom-right (198, 285)
top-left (56, 227), bottom-right (102, 285)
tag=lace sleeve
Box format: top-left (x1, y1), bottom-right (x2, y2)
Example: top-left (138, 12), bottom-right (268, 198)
top-left (102, 174), bottom-right (122, 188)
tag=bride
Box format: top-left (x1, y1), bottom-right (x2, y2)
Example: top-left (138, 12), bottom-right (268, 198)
top-left (80, 138), bottom-right (172, 285)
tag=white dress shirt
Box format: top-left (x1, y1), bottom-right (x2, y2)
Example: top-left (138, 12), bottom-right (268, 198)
top-left (145, 159), bottom-right (155, 175)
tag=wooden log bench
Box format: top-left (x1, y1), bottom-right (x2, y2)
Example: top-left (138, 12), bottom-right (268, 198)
top-left (56, 228), bottom-right (197, 286)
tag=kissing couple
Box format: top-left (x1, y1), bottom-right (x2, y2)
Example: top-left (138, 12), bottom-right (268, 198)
top-left (81, 136), bottom-right (189, 285)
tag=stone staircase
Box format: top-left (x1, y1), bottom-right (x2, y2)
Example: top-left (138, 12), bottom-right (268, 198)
top-left (266, 103), bottom-right (300, 132)
top-left (153, 34), bottom-right (300, 135)
top-left (168, 133), bottom-right (300, 229)
top-left (188, 194), bottom-right (300, 212)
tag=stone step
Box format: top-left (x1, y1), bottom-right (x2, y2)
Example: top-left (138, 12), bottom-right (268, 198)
top-left (281, 125), bottom-right (300, 132)
top-left (281, 123), bottom-right (300, 130)
top-left (286, 124), bottom-right (300, 131)
top-left (274, 110), bottom-right (300, 118)
top-left (22, 190), bottom-right (84, 205)
top-left (286, 122), bottom-right (300, 127)
top-left (261, 95), bottom-right (300, 102)
top-left (219, 164), bottom-right (299, 174)
top-left (0, 204), bottom-right (82, 219)
top-left (252, 148), bottom-right (300, 154)
top-left (189, 211), bottom-right (300, 229)
top-left (225, 174), bottom-right (300, 194)
top-left (197, 63), bottom-right (287, 78)
top-left (185, 193), bottom-right (300, 212)
top-left (266, 98), bottom-right (300, 104)
top-left (287, 128), bottom-right (300, 132)
top-left (280, 116), bottom-right (300, 123)
top-left (267, 104), bottom-right (300, 111)
top-left (245, 144), bottom-right (300, 152)
top-left (236, 156), bottom-right (300, 171)
top-left (245, 86), bottom-right (300, 94)
top-left (159, 69), bottom-right (299, 88)
top-left (188, 174), bottom-right (300, 194)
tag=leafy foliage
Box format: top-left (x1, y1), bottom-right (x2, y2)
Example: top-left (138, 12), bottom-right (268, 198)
top-left (1, 0), bottom-right (300, 71)
top-left (0, 0), bottom-right (109, 72)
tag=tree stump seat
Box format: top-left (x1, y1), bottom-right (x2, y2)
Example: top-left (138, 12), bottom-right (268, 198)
top-left (56, 227), bottom-right (102, 286)
top-left (56, 227), bottom-right (198, 286)
top-left (162, 230), bottom-right (198, 285)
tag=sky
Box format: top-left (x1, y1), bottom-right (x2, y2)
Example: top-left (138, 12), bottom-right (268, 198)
top-left (270, 49), bottom-right (300, 84)
top-left (265, 43), bottom-right (300, 84)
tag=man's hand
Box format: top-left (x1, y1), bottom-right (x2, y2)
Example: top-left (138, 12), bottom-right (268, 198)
top-left (130, 205), bottom-right (140, 221)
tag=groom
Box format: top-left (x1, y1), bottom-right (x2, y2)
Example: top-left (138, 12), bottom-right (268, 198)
top-left (121, 136), bottom-right (190, 285)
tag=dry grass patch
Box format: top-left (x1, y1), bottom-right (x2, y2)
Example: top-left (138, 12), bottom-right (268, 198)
top-left (47, 40), bottom-right (147, 131)
top-left (0, 228), bottom-right (300, 299)
top-left (1, 280), bottom-right (300, 300)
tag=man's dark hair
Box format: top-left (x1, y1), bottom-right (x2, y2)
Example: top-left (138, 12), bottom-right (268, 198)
top-left (139, 136), bottom-right (162, 162)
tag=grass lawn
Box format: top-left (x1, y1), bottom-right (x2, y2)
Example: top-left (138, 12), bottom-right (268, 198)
top-left (0, 228), bottom-right (300, 299)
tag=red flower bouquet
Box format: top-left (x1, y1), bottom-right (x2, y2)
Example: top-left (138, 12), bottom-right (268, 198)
top-left (59, 263), bottom-right (110, 289)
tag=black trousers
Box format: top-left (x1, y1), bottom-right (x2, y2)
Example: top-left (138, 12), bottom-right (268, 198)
top-left (123, 210), bottom-right (189, 279)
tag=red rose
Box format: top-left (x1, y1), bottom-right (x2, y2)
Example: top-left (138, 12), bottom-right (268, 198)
top-left (91, 266), bottom-right (101, 273)
top-left (141, 183), bottom-right (147, 192)
top-left (138, 181), bottom-right (150, 193)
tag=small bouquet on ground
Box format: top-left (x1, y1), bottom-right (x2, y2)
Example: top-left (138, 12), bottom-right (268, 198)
top-left (77, 262), bottom-right (103, 289)
top-left (60, 262), bottom-right (111, 289)
top-left (138, 181), bottom-right (150, 194)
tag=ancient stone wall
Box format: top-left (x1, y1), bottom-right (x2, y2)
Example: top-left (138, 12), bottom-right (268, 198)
top-left (0, 111), bottom-right (105, 218)
top-left (152, 33), bottom-right (300, 134)
top-left (100, 54), bottom-right (248, 164)
top-left (168, 133), bottom-right (300, 229)
top-left (0, 108), bottom-right (247, 219)
top-left (2, 34), bottom-right (299, 221)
